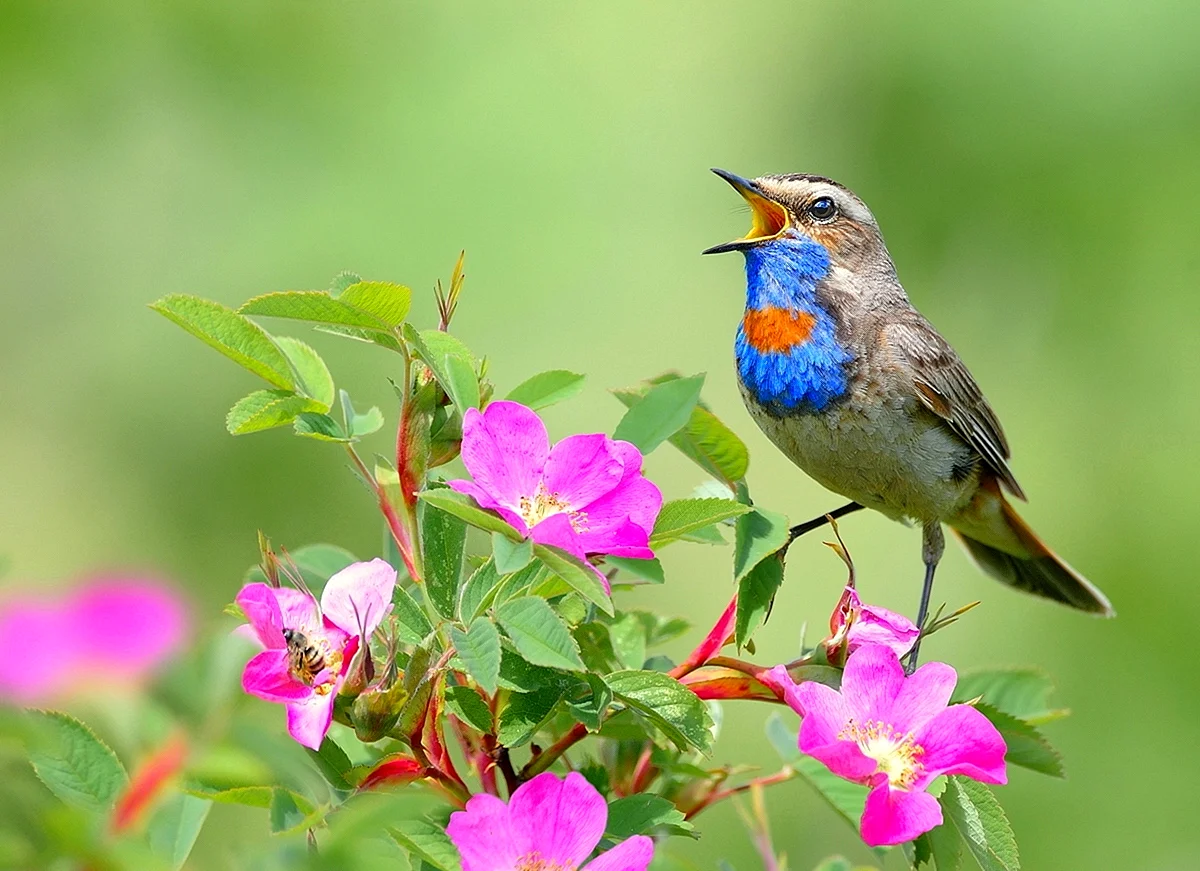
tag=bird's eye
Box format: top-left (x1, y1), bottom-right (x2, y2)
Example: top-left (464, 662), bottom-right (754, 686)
top-left (808, 197), bottom-right (837, 222)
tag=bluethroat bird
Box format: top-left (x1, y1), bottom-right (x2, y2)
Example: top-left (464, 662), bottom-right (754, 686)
top-left (703, 169), bottom-right (1113, 663)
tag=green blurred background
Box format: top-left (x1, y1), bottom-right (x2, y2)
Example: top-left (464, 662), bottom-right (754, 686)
top-left (2, 0), bottom-right (1198, 867)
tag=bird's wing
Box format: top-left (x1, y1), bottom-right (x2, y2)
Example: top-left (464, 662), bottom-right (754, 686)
top-left (883, 316), bottom-right (1026, 499)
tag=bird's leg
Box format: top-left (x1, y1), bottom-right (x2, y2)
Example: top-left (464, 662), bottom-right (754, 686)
top-left (786, 501), bottom-right (864, 543)
top-left (905, 522), bottom-right (945, 674)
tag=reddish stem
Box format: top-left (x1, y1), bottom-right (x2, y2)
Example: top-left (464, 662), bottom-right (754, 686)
top-left (521, 722), bottom-right (587, 779)
top-left (684, 767), bottom-right (796, 821)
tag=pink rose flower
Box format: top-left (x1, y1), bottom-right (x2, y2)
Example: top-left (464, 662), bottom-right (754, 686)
top-left (0, 577), bottom-right (188, 704)
top-left (447, 771), bottom-right (653, 871)
top-left (236, 559), bottom-right (395, 750)
top-left (769, 644), bottom-right (1007, 847)
top-left (447, 401), bottom-right (662, 585)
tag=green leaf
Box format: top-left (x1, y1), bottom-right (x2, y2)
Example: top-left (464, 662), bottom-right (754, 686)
top-left (294, 411), bottom-right (351, 442)
top-left (330, 271), bottom-right (362, 295)
top-left (497, 644), bottom-right (565, 692)
top-left (458, 558), bottom-right (503, 622)
top-left (952, 669), bottom-right (1066, 724)
top-left (736, 553), bottom-right (785, 648)
top-left (339, 390), bottom-right (384, 438)
top-left (338, 281), bottom-right (412, 327)
top-left (268, 787), bottom-right (320, 835)
top-left (394, 584), bottom-right (434, 646)
top-left (151, 294), bottom-right (295, 389)
top-left (243, 543), bottom-right (358, 588)
top-left (606, 670), bottom-right (714, 752)
top-left (226, 389), bottom-right (325, 435)
top-left (940, 777), bottom-right (1020, 871)
top-left (148, 793), bottom-right (212, 870)
top-left (419, 490), bottom-right (523, 541)
top-left (304, 736), bottom-right (354, 791)
top-left (492, 532), bottom-right (533, 575)
top-left (450, 617), bottom-right (502, 695)
top-left (649, 498), bottom-right (751, 548)
top-left (605, 556), bottom-right (665, 584)
top-left (505, 370), bottom-right (587, 410)
top-left (605, 794), bottom-right (693, 839)
top-left (241, 290), bottom-right (391, 329)
top-left (388, 819), bottom-right (463, 871)
top-left (27, 710), bottom-right (127, 812)
top-left (405, 327), bottom-right (480, 412)
top-left (184, 786), bottom-right (272, 808)
top-left (420, 487), bottom-right (468, 619)
top-left (608, 612), bottom-right (647, 670)
top-left (496, 597), bottom-right (586, 672)
top-left (275, 336), bottom-right (335, 407)
top-left (927, 821), bottom-right (964, 871)
top-left (766, 713), bottom-right (866, 833)
top-left (612, 374), bottom-right (705, 453)
top-left (974, 703), bottom-right (1064, 778)
top-left (496, 686), bottom-right (565, 746)
top-left (533, 544), bottom-right (613, 616)
top-left (565, 673), bottom-right (612, 731)
top-left (733, 507), bottom-right (790, 582)
top-left (445, 685), bottom-right (493, 734)
top-left (315, 322), bottom-right (406, 352)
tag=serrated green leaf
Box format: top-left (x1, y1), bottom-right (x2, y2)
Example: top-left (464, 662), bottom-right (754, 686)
top-left (606, 670), bottom-right (714, 752)
top-left (766, 713), bottom-right (867, 833)
top-left (605, 794), bottom-right (693, 839)
top-left (505, 370), bottom-right (587, 410)
top-left (496, 597), bottom-right (585, 672)
top-left (240, 290), bottom-right (392, 330)
top-left (445, 685), bottom-right (493, 734)
top-left (405, 327), bottom-right (479, 412)
top-left (492, 532), bottom-right (533, 575)
top-left (974, 703), bottom-right (1064, 778)
top-left (928, 821), bottom-right (963, 870)
top-left (330, 271), bottom-right (362, 295)
top-left (419, 490), bottom-right (523, 541)
top-left (305, 736), bottom-right (354, 791)
top-left (148, 793), bottom-right (212, 870)
top-left (315, 322), bottom-right (406, 352)
top-left (609, 613), bottom-right (647, 670)
top-left (226, 389), bottom-right (325, 435)
top-left (268, 787), bottom-right (320, 835)
top-left (293, 412), bottom-right (350, 442)
top-left (497, 643), bottom-right (565, 692)
top-left (649, 498), bottom-right (751, 548)
top-left (941, 777), bottom-right (1019, 871)
top-left (184, 786), bottom-right (272, 808)
top-left (736, 553), bottom-right (785, 647)
top-left (952, 669), bottom-right (1066, 724)
top-left (565, 673), bottom-right (612, 731)
top-left (420, 486), bottom-right (468, 619)
top-left (276, 336), bottom-right (334, 407)
top-left (533, 544), bottom-right (613, 616)
top-left (496, 686), bottom-right (564, 746)
top-left (394, 584), bottom-right (434, 646)
top-left (27, 710), bottom-right (127, 812)
top-left (152, 294), bottom-right (296, 389)
top-left (612, 374), bottom-right (705, 453)
top-left (605, 556), bottom-right (665, 584)
top-left (339, 281), bottom-right (412, 327)
top-left (450, 617), bottom-right (502, 695)
top-left (733, 507), bottom-right (790, 582)
top-left (458, 558), bottom-right (502, 622)
top-left (339, 391), bottom-right (385, 438)
top-left (389, 819), bottom-right (462, 871)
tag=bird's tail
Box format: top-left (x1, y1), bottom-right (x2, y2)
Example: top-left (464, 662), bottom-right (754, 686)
top-left (950, 478), bottom-right (1114, 616)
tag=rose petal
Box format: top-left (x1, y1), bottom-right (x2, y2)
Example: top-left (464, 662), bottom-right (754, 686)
top-left (66, 580), bottom-right (187, 672)
top-left (242, 649), bottom-right (311, 702)
top-left (274, 587), bottom-right (320, 632)
top-left (285, 692), bottom-right (336, 750)
top-left (804, 740), bottom-right (880, 784)
top-left (574, 472), bottom-right (662, 540)
top-left (509, 772), bottom-right (606, 866)
top-left (320, 559), bottom-right (396, 637)
top-left (541, 434), bottom-right (623, 510)
top-left (915, 704), bottom-right (1008, 785)
top-left (0, 599), bottom-right (72, 703)
top-left (459, 402), bottom-right (550, 513)
top-left (887, 661), bottom-right (957, 733)
top-left (860, 782), bottom-right (943, 847)
top-left (795, 679), bottom-right (855, 747)
top-left (235, 584), bottom-right (287, 650)
top-left (848, 604), bottom-right (920, 658)
top-left (584, 835), bottom-right (655, 871)
top-left (574, 515), bottom-right (654, 558)
top-left (529, 512), bottom-right (586, 557)
top-left (446, 793), bottom-right (525, 871)
top-left (840, 644), bottom-right (905, 722)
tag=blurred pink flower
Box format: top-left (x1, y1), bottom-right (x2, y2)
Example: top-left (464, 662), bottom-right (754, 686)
top-left (236, 559), bottom-right (395, 750)
top-left (447, 771), bottom-right (653, 871)
top-left (827, 586), bottom-right (920, 660)
top-left (0, 577), bottom-right (188, 704)
top-left (768, 644), bottom-right (1007, 847)
top-left (447, 401), bottom-right (662, 587)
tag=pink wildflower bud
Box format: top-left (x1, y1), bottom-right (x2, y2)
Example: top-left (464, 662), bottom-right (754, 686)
top-left (358, 753), bottom-right (426, 791)
top-left (824, 585), bottom-right (920, 664)
top-left (350, 677), bottom-right (408, 743)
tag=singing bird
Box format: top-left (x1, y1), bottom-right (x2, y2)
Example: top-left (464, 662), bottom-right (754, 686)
top-left (704, 169), bottom-right (1113, 657)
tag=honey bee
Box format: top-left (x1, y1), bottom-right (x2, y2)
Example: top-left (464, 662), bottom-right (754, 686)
top-left (282, 627), bottom-right (327, 685)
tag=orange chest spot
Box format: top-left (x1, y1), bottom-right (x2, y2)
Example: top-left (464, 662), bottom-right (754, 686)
top-left (742, 307), bottom-right (817, 352)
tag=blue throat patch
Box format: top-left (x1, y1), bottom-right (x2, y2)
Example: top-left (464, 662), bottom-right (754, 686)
top-left (735, 236), bottom-right (852, 413)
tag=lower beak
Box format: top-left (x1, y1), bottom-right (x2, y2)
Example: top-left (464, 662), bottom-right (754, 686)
top-left (702, 168), bottom-right (790, 255)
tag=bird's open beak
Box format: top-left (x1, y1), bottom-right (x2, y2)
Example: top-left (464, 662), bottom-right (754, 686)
top-left (702, 168), bottom-right (790, 255)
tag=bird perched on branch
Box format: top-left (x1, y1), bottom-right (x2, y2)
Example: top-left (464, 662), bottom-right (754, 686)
top-left (704, 169), bottom-right (1113, 662)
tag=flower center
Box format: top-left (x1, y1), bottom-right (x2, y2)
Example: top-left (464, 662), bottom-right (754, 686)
top-left (518, 485), bottom-right (588, 533)
top-left (282, 626), bottom-right (341, 693)
top-left (515, 853), bottom-right (572, 871)
top-left (838, 718), bottom-right (925, 789)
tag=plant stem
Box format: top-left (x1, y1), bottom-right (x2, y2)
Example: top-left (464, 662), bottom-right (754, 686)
top-left (685, 767), bottom-right (796, 821)
top-left (520, 722), bottom-right (587, 779)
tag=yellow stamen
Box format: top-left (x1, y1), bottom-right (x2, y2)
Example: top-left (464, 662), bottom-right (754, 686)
top-left (838, 718), bottom-right (925, 790)
top-left (516, 853), bottom-right (572, 871)
top-left (518, 485), bottom-right (588, 533)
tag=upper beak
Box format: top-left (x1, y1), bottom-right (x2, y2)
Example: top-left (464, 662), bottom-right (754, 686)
top-left (702, 168), bottom-right (791, 255)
